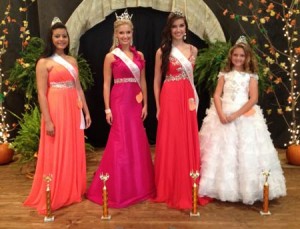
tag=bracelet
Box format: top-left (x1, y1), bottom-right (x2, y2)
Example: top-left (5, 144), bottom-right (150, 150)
top-left (105, 108), bottom-right (111, 114)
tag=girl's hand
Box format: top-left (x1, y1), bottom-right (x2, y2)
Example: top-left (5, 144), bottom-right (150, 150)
top-left (141, 106), bottom-right (148, 121)
top-left (106, 113), bottom-right (113, 125)
top-left (156, 108), bottom-right (160, 120)
top-left (85, 114), bottom-right (92, 128)
top-left (218, 113), bottom-right (228, 124)
top-left (226, 113), bottom-right (238, 123)
top-left (45, 121), bottom-right (55, 136)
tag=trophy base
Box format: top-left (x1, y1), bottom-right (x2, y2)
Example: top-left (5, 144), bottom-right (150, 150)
top-left (44, 216), bottom-right (55, 222)
top-left (190, 212), bottom-right (200, 217)
top-left (260, 210), bottom-right (271, 216)
top-left (101, 215), bottom-right (111, 220)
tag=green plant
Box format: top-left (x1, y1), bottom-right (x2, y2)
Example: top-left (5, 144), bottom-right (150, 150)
top-left (194, 40), bottom-right (271, 97)
top-left (8, 37), bottom-right (94, 107)
top-left (194, 40), bottom-right (231, 96)
top-left (8, 36), bottom-right (95, 163)
top-left (10, 105), bottom-right (40, 164)
top-left (10, 105), bottom-right (95, 164)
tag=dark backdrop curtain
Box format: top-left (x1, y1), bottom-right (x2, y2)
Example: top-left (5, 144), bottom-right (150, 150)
top-left (78, 7), bottom-right (208, 147)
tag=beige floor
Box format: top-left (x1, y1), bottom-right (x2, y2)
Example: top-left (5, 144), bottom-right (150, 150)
top-left (0, 147), bottom-right (299, 229)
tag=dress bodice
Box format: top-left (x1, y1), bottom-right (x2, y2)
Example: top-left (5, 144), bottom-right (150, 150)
top-left (221, 70), bottom-right (258, 105)
top-left (111, 46), bottom-right (145, 79)
top-left (166, 54), bottom-right (195, 78)
top-left (48, 65), bottom-right (77, 84)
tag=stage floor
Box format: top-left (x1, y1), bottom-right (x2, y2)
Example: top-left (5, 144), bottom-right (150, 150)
top-left (0, 147), bottom-right (299, 229)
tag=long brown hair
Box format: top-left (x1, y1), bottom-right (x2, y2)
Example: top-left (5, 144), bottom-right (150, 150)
top-left (222, 43), bottom-right (258, 73)
top-left (160, 12), bottom-right (188, 78)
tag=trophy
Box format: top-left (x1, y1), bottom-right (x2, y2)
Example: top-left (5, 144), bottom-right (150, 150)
top-left (100, 173), bottom-right (111, 220)
top-left (190, 170), bottom-right (200, 217)
top-left (43, 174), bottom-right (54, 222)
top-left (260, 170), bottom-right (272, 216)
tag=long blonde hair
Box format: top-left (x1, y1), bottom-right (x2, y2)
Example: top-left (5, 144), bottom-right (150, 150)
top-left (110, 19), bottom-right (134, 51)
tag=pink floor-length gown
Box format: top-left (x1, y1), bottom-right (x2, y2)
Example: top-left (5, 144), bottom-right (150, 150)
top-left (86, 46), bottom-right (155, 208)
top-left (154, 53), bottom-right (201, 209)
top-left (24, 64), bottom-right (86, 215)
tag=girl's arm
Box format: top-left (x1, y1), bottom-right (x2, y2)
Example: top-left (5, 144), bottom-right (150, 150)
top-left (138, 51), bottom-right (148, 121)
top-left (213, 75), bottom-right (228, 124)
top-left (72, 56), bottom-right (91, 128)
top-left (153, 48), bottom-right (162, 120)
top-left (103, 53), bottom-right (114, 125)
top-left (227, 77), bottom-right (258, 122)
top-left (36, 58), bottom-right (55, 136)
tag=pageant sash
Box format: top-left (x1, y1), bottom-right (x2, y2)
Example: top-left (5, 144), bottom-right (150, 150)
top-left (51, 53), bottom-right (85, 129)
top-left (171, 46), bottom-right (199, 111)
top-left (112, 48), bottom-right (141, 88)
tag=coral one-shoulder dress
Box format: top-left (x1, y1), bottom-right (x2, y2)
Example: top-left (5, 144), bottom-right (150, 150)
top-left (24, 63), bottom-right (86, 215)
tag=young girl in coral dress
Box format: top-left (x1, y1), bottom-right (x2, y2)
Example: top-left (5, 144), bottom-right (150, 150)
top-left (24, 18), bottom-right (91, 214)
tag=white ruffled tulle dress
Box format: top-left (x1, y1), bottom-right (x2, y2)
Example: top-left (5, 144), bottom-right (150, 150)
top-left (198, 70), bottom-right (286, 204)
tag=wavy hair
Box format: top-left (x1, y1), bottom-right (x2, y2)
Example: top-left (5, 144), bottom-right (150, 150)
top-left (222, 43), bottom-right (258, 74)
top-left (160, 12), bottom-right (188, 78)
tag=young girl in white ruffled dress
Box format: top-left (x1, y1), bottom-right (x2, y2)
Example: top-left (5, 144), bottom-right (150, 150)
top-left (198, 36), bottom-right (286, 204)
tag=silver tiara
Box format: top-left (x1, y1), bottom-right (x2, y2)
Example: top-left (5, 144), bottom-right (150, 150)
top-left (235, 35), bottom-right (248, 45)
top-left (172, 9), bottom-right (184, 17)
top-left (51, 17), bottom-right (62, 26)
top-left (115, 9), bottom-right (133, 21)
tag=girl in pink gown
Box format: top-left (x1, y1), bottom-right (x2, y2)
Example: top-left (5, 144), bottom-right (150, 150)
top-left (86, 10), bottom-right (155, 208)
top-left (24, 19), bottom-right (91, 215)
top-left (153, 11), bottom-right (208, 209)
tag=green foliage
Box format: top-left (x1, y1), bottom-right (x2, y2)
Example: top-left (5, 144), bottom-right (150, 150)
top-left (77, 55), bottom-right (94, 91)
top-left (194, 40), bottom-right (271, 97)
top-left (8, 37), bottom-right (94, 103)
top-left (8, 36), bottom-right (95, 164)
top-left (194, 41), bottom-right (231, 96)
top-left (8, 37), bottom-right (44, 104)
top-left (10, 105), bottom-right (40, 164)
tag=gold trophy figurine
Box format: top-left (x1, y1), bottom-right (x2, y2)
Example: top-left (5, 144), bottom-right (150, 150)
top-left (100, 173), bottom-right (111, 220)
top-left (260, 170), bottom-right (272, 216)
top-left (190, 170), bottom-right (200, 217)
top-left (43, 174), bottom-right (55, 222)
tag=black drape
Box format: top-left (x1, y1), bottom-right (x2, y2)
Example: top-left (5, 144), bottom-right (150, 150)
top-left (78, 7), bottom-right (208, 147)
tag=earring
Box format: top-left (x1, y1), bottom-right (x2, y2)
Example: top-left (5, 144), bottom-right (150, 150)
top-left (130, 39), bottom-right (133, 46)
top-left (115, 38), bottom-right (119, 46)
top-left (183, 33), bottom-right (187, 41)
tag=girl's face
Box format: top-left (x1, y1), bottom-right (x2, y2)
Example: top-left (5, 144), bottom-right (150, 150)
top-left (52, 28), bottom-right (69, 50)
top-left (115, 24), bottom-right (132, 46)
top-left (231, 47), bottom-right (246, 71)
top-left (171, 18), bottom-right (186, 41)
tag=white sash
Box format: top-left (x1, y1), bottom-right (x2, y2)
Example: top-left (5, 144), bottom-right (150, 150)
top-left (111, 48), bottom-right (141, 88)
top-left (171, 46), bottom-right (199, 110)
top-left (51, 53), bottom-right (85, 129)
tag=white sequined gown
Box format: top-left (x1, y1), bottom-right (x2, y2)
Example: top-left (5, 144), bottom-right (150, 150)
top-left (198, 70), bottom-right (286, 204)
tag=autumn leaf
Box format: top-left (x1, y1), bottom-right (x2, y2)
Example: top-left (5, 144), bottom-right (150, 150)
top-left (223, 9), bottom-right (228, 16)
top-left (274, 77), bottom-right (282, 84)
top-left (266, 87), bottom-right (273, 94)
top-left (294, 47), bottom-right (300, 54)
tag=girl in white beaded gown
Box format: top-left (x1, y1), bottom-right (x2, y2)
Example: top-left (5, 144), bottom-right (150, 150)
top-left (198, 36), bottom-right (286, 204)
